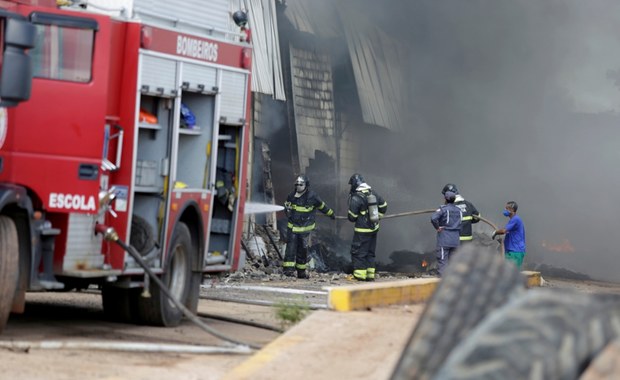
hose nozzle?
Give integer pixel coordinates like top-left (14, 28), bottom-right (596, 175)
top-left (95, 224), bottom-right (119, 242)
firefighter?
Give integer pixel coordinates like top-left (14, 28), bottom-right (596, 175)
top-left (442, 183), bottom-right (480, 243)
top-left (347, 173), bottom-right (388, 281)
top-left (283, 175), bottom-right (335, 279)
top-left (431, 191), bottom-right (462, 276)
top-left (215, 167), bottom-right (235, 212)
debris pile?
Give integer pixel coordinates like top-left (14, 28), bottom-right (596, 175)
top-left (525, 263), bottom-right (591, 281)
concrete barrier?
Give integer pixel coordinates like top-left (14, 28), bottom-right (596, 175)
top-left (325, 278), bottom-right (440, 312)
top-left (326, 271), bottom-right (542, 312)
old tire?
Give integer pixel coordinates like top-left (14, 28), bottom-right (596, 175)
top-left (136, 222), bottom-right (194, 326)
top-left (391, 244), bottom-right (526, 380)
top-left (436, 289), bottom-right (620, 380)
top-left (130, 214), bottom-right (156, 255)
top-left (102, 286), bottom-right (140, 323)
top-left (0, 216), bottom-right (19, 333)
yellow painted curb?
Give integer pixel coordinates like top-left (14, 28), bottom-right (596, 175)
top-left (522, 271), bottom-right (542, 287)
top-left (325, 278), bottom-right (440, 312)
top-left (325, 271), bottom-right (543, 312)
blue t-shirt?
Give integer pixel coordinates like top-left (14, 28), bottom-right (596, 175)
top-left (504, 215), bottom-right (526, 252)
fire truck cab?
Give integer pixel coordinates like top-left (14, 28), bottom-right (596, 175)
top-left (0, 0), bottom-right (252, 332)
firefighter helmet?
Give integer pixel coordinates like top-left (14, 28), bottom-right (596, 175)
top-left (349, 173), bottom-right (364, 192)
top-left (444, 191), bottom-right (457, 202)
top-left (294, 175), bottom-right (309, 193)
top-left (232, 10), bottom-right (248, 27)
top-left (442, 183), bottom-right (459, 195)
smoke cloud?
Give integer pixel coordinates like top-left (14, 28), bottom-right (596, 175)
top-left (367, 0), bottom-right (620, 281)
top-left (266, 0), bottom-right (620, 281)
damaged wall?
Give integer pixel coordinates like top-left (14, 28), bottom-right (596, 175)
top-left (289, 46), bottom-right (337, 174)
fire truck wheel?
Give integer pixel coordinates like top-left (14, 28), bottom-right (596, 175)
top-left (0, 216), bottom-right (19, 333)
top-left (130, 214), bottom-right (156, 255)
top-left (136, 222), bottom-right (194, 327)
top-left (435, 289), bottom-right (620, 380)
top-left (391, 244), bottom-right (526, 380)
top-left (102, 285), bottom-right (140, 323)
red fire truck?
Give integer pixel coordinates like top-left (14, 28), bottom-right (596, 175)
top-left (0, 0), bottom-right (253, 332)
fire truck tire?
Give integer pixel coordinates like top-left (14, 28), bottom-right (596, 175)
top-left (391, 244), bottom-right (526, 380)
top-left (136, 222), bottom-right (193, 327)
top-left (0, 216), bottom-right (19, 333)
top-left (130, 214), bottom-right (156, 255)
top-left (102, 286), bottom-right (140, 323)
top-left (435, 289), bottom-right (620, 380)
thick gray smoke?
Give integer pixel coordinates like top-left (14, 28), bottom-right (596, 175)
top-left (267, 0), bottom-right (620, 281)
top-left (368, 0), bottom-right (620, 281)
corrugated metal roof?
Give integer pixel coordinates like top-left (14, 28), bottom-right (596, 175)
top-left (244, 0), bottom-right (286, 100)
top-left (283, 0), bottom-right (340, 38)
top-left (337, 4), bottom-right (408, 132)
top-left (284, 0), bottom-right (408, 132)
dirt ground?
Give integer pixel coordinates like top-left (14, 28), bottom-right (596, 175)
top-left (2, 276), bottom-right (620, 380)
top-left (0, 292), bottom-right (279, 380)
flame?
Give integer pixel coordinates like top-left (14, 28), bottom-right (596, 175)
top-left (541, 239), bottom-right (575, 253)
top-left (421, 260), bottom-right (428, 268)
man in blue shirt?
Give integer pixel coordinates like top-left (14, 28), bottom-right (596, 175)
top-left (493, 201), bottom-right (526, 269)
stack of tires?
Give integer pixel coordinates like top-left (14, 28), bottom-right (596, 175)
top-left (391, 244), bottom-right (620, 380)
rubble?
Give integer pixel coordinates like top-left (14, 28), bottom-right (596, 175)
top-left (231, 223), bottom-right (442, 284)
top-left (525, 263), bottom-right (591, 281)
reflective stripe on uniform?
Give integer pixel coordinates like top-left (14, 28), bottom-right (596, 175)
top-left (367, 268), bottom-right (375, 279)
top-left (287, 222), bottom-right (316, 233)
top-left (348, 210), bottom-right (358, 218)
top-left (290, 204), bottom-right (314, 212)
top-left (460, 235), bottom-right (473, 241)
top-left (326, 209), bottom-right (334, 216)
top-left (354, 225), bottom-right (379, 233)
top-left (283, 261), bottom-right (295, 267)
top-left (462, 216), bottom-right (473, 221)
top-left (353, 269), bottom-right (367, 280)
top-left (379, 202), bottom-right (387, 208)
top-left (317, 202), bottom-right (326, 210)
top-left (296, 263), bottom-right (307, 270)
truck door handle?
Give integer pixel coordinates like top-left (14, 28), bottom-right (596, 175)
top-left (102, 124), bottom-right (124, 172)
top-left (78, 163), bottom-right (98, 180)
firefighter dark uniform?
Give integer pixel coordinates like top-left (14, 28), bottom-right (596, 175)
top-left (215, 168), bottom-right (235, 212)
top-left (283, 175), bottom-right (334, 278)
top-left (442, 184), bottom-right (480, 243)
top-left (431, 191), bottom-right (462, 276)
top-left (347, 173), bottom-right (387, 281)
top-left (454, 194), bottom-right (480, 242)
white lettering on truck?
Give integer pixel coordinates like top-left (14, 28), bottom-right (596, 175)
top-left (49, 193), bottom-right (96, 211)
top-left (176, 35), bottom-right (218, 62)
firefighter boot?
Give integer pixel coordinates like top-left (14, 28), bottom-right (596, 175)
top-left (283, 268), bottom-right (295, 277)
top-left (297, 269), bottom-right (308, 279)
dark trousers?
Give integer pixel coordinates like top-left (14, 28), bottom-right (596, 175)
top-left (350, 232), bottom-right (378, 272)
top-left (436, 246), bottom-right (458, 276)
top-left (284, 230), bottom-right (310, 269)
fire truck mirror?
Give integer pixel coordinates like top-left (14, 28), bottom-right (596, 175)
top-left (0, 15), bottom-right (36, 107)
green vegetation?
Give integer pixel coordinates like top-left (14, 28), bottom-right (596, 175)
top-left (274, 297), bottom-right (310, 329)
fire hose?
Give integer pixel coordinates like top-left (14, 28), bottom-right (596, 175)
top-left (333, 208), bottom-right (498, 229)
top-left (95, 224), bottom-right (262, 351)
top-left (332, 208), bottom-right (504, 252)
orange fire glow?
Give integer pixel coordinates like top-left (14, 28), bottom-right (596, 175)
top-left (541, 239), bottom-right (575, 253)
top-left (421, 260), bottom-right (428, 268)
